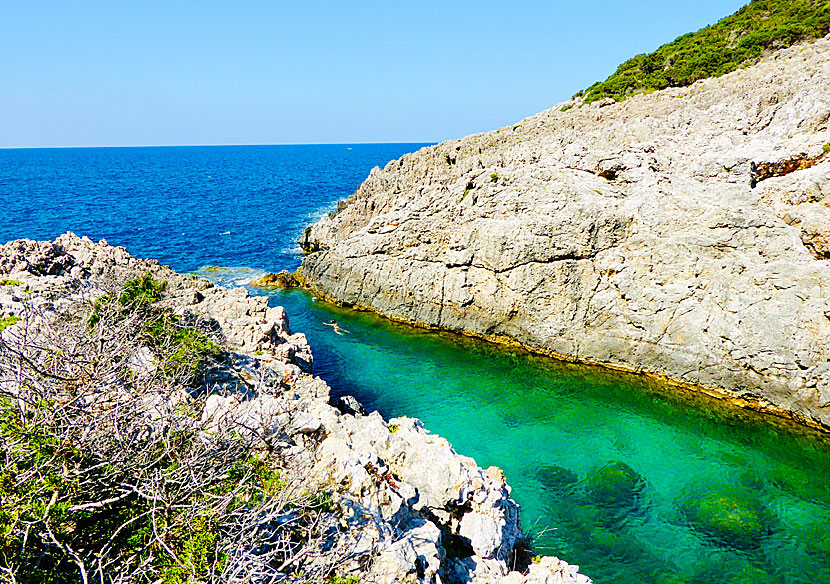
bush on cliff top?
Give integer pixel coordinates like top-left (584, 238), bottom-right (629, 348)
top-left (579, 0), bottom-right (830, 103)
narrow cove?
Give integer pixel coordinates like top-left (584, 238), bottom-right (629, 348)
top-left (243, 284), bottom-right (830, 584)
top-left (6, 144), bottom-right (830, 583)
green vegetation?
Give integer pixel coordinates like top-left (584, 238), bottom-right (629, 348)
top-left (0, 316), bottom-right (20, 332)
top-left (579, 0), bottom-right (830, 103)
top-left (118, 271), bottom-right (168, 306)
top-left (0, 398), bottom-right (286, 583)
top-left (490, 173), bottom-right (499, 182)
top-left (90, 273), bottom-right (222, 378)
top-left (0, 280), bottom-right (21, 287)
top-left (143, 312), bottom-right (223, 375)
top-left (560, 104), bottom-right (574, 112)
top-left (0, 273), bottom-right (345, 582)
top-left (327, 576), bottom-right (360, 584)
top-left (823, 143), bottom-right (830, 153)
top-left (89, 271), bottom-right (166, 326)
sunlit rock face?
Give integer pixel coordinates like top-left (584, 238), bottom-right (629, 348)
top-left (0, 233), bottom-right (591, 584)
top-left (299, 36), bottom-right (830, 429)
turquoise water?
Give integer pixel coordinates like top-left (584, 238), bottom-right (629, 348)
top-left (237, 288), bottom-right (830, 584)
top-left (5, 145), bottom-right (830, 583)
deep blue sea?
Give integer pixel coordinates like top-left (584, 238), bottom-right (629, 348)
top-left (4, 145), bottom-right (830, 584)
top-left (0, 144), bottom-right (419, 270)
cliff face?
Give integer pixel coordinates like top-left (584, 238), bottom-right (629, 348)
top-left (0, 234), bottom-right (589, 584)
top-left (298, 37), bottom-right (830, 429)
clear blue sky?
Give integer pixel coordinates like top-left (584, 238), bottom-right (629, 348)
top-left (1, 1), bottom-right (748, 147)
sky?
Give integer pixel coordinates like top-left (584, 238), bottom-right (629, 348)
top-left (1, 1), bottom-right (749, 148)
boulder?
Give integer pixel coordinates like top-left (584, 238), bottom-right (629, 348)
top-left (585, 462), bottom-right (644, 512)
top-left (681, 487), bottom-right (776, 550)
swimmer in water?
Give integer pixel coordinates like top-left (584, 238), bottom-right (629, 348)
top-left (323, 320), bottom-right (348, 334)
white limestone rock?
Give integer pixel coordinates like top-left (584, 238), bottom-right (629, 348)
top-left (0, 234), bottom-right (591, 583)
top-left (299, 36), bottom-right (830, 429)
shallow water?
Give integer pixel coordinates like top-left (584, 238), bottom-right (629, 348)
top-left (243, 288), bottom-right (830, 584)
top-left (5, 145), bottom-right (830, 583)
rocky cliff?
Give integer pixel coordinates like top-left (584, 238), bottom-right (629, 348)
top-left (298, 36), bottom-right (830, 430)
top-left (0, 233), bottom-right (589, 584)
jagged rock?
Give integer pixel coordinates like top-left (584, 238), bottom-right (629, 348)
top-left (0, 233), bottom-right (591, 584)
top-left (333, 394), bottom-right (369, 416)
top-left (297, 36), bottom-right (830, 430)
top-left (499, 557), bottom-right (592, 584)
top-left (370, 521), bottom-right (444, 584)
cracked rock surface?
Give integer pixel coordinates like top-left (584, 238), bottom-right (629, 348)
top-left (298, 36), bottom-right (830, 430)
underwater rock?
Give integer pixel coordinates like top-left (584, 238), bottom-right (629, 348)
top-left (585, 461), bottom-right (645, 511)
top-left (537, 464), bottom-right (579, 497)
top-left (679, 550), bottom-right (776, 584)
top-left (802, 519), bottom-right (830, 558)
top-left (682, 487), bottom-right (776, 550)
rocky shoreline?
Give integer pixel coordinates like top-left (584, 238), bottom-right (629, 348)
top-left (0, 233), bottom-right (590, 584)
top-left (296, 36), bottom-right (830, 432)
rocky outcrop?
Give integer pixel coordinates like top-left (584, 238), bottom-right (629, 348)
top-left (251, 270), bottom-right (302, 289)
top-left (297, 36), bottom-right (830, 431)
top-left (0, 233), bottom-right (590, 584)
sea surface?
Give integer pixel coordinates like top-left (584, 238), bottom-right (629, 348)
top-left (3, 145), bottom-right (830, 583)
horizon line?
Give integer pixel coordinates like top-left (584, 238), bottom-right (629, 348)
top-left (0, 140), bottom-right (439, 150)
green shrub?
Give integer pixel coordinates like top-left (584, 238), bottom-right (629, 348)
top-left (89, 271), bottom-right (166, 326)
top-left (119, 272), bottom-right (167, 306)
top-left (0, 316), bottom-right (20, 332)
top-left (89, 273), bottom-right (223, 378)
top-left (328, 577), bottom-right (360, 584)
top-left (143, 312), bottom-right (223, 375)
top-left (580, 0), bottom-right (830, 103)
top-left (0, 279), bottom-right (22, 287)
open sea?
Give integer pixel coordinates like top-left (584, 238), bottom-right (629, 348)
top-left (3, 144), bottom-right (830, 583)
